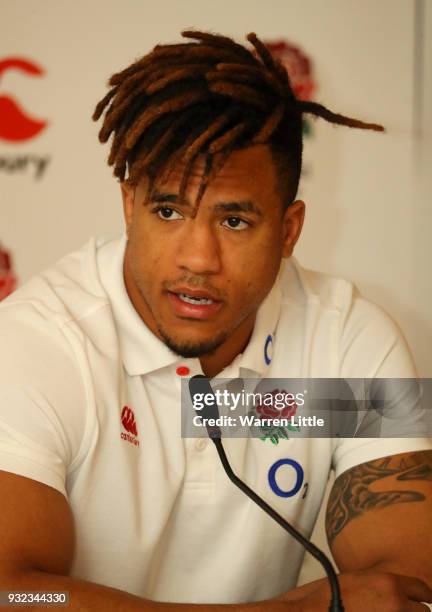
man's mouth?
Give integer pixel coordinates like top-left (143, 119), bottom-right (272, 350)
top-left (166, 289), bottom-right (223, 319)
top-left (177, 293), bottom-right (215, 305)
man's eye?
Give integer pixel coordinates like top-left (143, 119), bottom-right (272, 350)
top-left (222, 217), bottom-right (249, 230)
top-left (153, 207), bottom-right (183, 221)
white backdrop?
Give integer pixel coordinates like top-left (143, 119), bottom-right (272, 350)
top-left (1, 0), bottom-right (430, 374)
top-left (0, 0), bottom-right (431, 586)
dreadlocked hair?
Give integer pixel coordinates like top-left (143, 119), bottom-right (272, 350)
top-left (93, 29), bottom-right (384, 208)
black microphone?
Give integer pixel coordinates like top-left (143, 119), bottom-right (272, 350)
top-left (189, 373), bottom-right (222, 439)
top-left (188, 374), bottom-right (344, 612)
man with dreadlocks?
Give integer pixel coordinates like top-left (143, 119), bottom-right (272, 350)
top-left (0, 30), bottom-right (431, 611)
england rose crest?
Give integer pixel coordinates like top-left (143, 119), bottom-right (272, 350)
top-left (263, 40), bottom-right (316, 136)
top-left (254, 388), bottom-right (300, 445)
top-left (0, 243), bottom-right (17, 301)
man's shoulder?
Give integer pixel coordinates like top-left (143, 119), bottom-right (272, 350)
top-left (282, 257), bottom-right (391, 323)
top-left (279, 257), bottom-right (405, 358)
top-left (279, 258), bottom-right (414, 377)
top-left (0, 234), bottom-right (120, 333)
top-left (281, 256), bottom-right (356, 312)
top-left (0, 234), bottom-right (125, 377)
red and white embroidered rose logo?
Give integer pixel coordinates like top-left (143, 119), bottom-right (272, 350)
top-left (256, 389), bottom-right (298, 422)
top-left (254, 389), bottom-right (300, 445)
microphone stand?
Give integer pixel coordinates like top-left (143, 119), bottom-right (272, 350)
top-left (189, 375), bottom-right (344, 612)
top-left (211, 436), bottom-right (344, 612)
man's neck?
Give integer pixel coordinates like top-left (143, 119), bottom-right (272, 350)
top-left (198, 313), bottom-right (255, 378)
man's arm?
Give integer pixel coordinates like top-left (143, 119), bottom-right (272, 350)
top-left (2, 468), bottom-right (431, 612)
top-left (272, 449), bottom-right (432, 610)
top-left (0, 470), bottom-right (292, 611)
top-left (326, 450), bottom-right (432, 586)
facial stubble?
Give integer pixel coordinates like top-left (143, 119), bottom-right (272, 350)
top-left (157, 324), bottom-right (231, 358)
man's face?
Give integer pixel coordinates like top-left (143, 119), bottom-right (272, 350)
top-left (122, 144), bottom-right (304, 366)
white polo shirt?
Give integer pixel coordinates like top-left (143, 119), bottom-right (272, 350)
top-left (0, 234), bottom-right (430, 604)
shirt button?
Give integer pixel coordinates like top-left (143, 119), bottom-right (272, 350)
top-left (176, 365), bottom-right (190, 376)
top-left (195, 438), bottom-right (208, 451)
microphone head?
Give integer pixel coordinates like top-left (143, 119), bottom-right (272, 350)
top-left (188, 374), bottom-right (222, 439)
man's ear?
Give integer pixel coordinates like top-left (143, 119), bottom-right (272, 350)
top-left (282, 200), bottom-right (305, 258)
top-left (121, 181), bottom-right (135, 236)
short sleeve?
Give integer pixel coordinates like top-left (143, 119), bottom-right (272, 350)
top-left (333, 289), bottom-right (432, 478)
top-left (0, 301), bottom-right (88, 496)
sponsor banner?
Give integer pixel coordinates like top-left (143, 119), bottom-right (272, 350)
top-left (0, 57), bottom-right (50, 181)
top-left (0, 57), bottom-right (48, 143)
top-left (182, 378), bottom-right (432, 440)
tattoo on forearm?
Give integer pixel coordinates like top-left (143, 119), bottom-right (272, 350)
top-left (326, 451), bottom-right (432, 545)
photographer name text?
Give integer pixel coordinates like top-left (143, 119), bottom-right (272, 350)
top-left (193, 414), bottom-right (324, 428)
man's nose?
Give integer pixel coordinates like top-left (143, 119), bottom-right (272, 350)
top-left (175, 220), bottom-right (221, 275)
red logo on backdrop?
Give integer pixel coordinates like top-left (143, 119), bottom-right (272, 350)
top-left (263, 40), bottom-right (316, 136)
top-left (0, 244), bottom-right (17, 301)
top-left (264, 41), bottom-right (315, 101)
top-left (0, 57), bottom-right (48, 142)
top-left (121, 405), bottom-right (138, 436)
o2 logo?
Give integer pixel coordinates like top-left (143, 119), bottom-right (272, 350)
top-left (264, 334), bottom-right (273, 365)
top-left (268, 458), bottom-right (308, 499)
